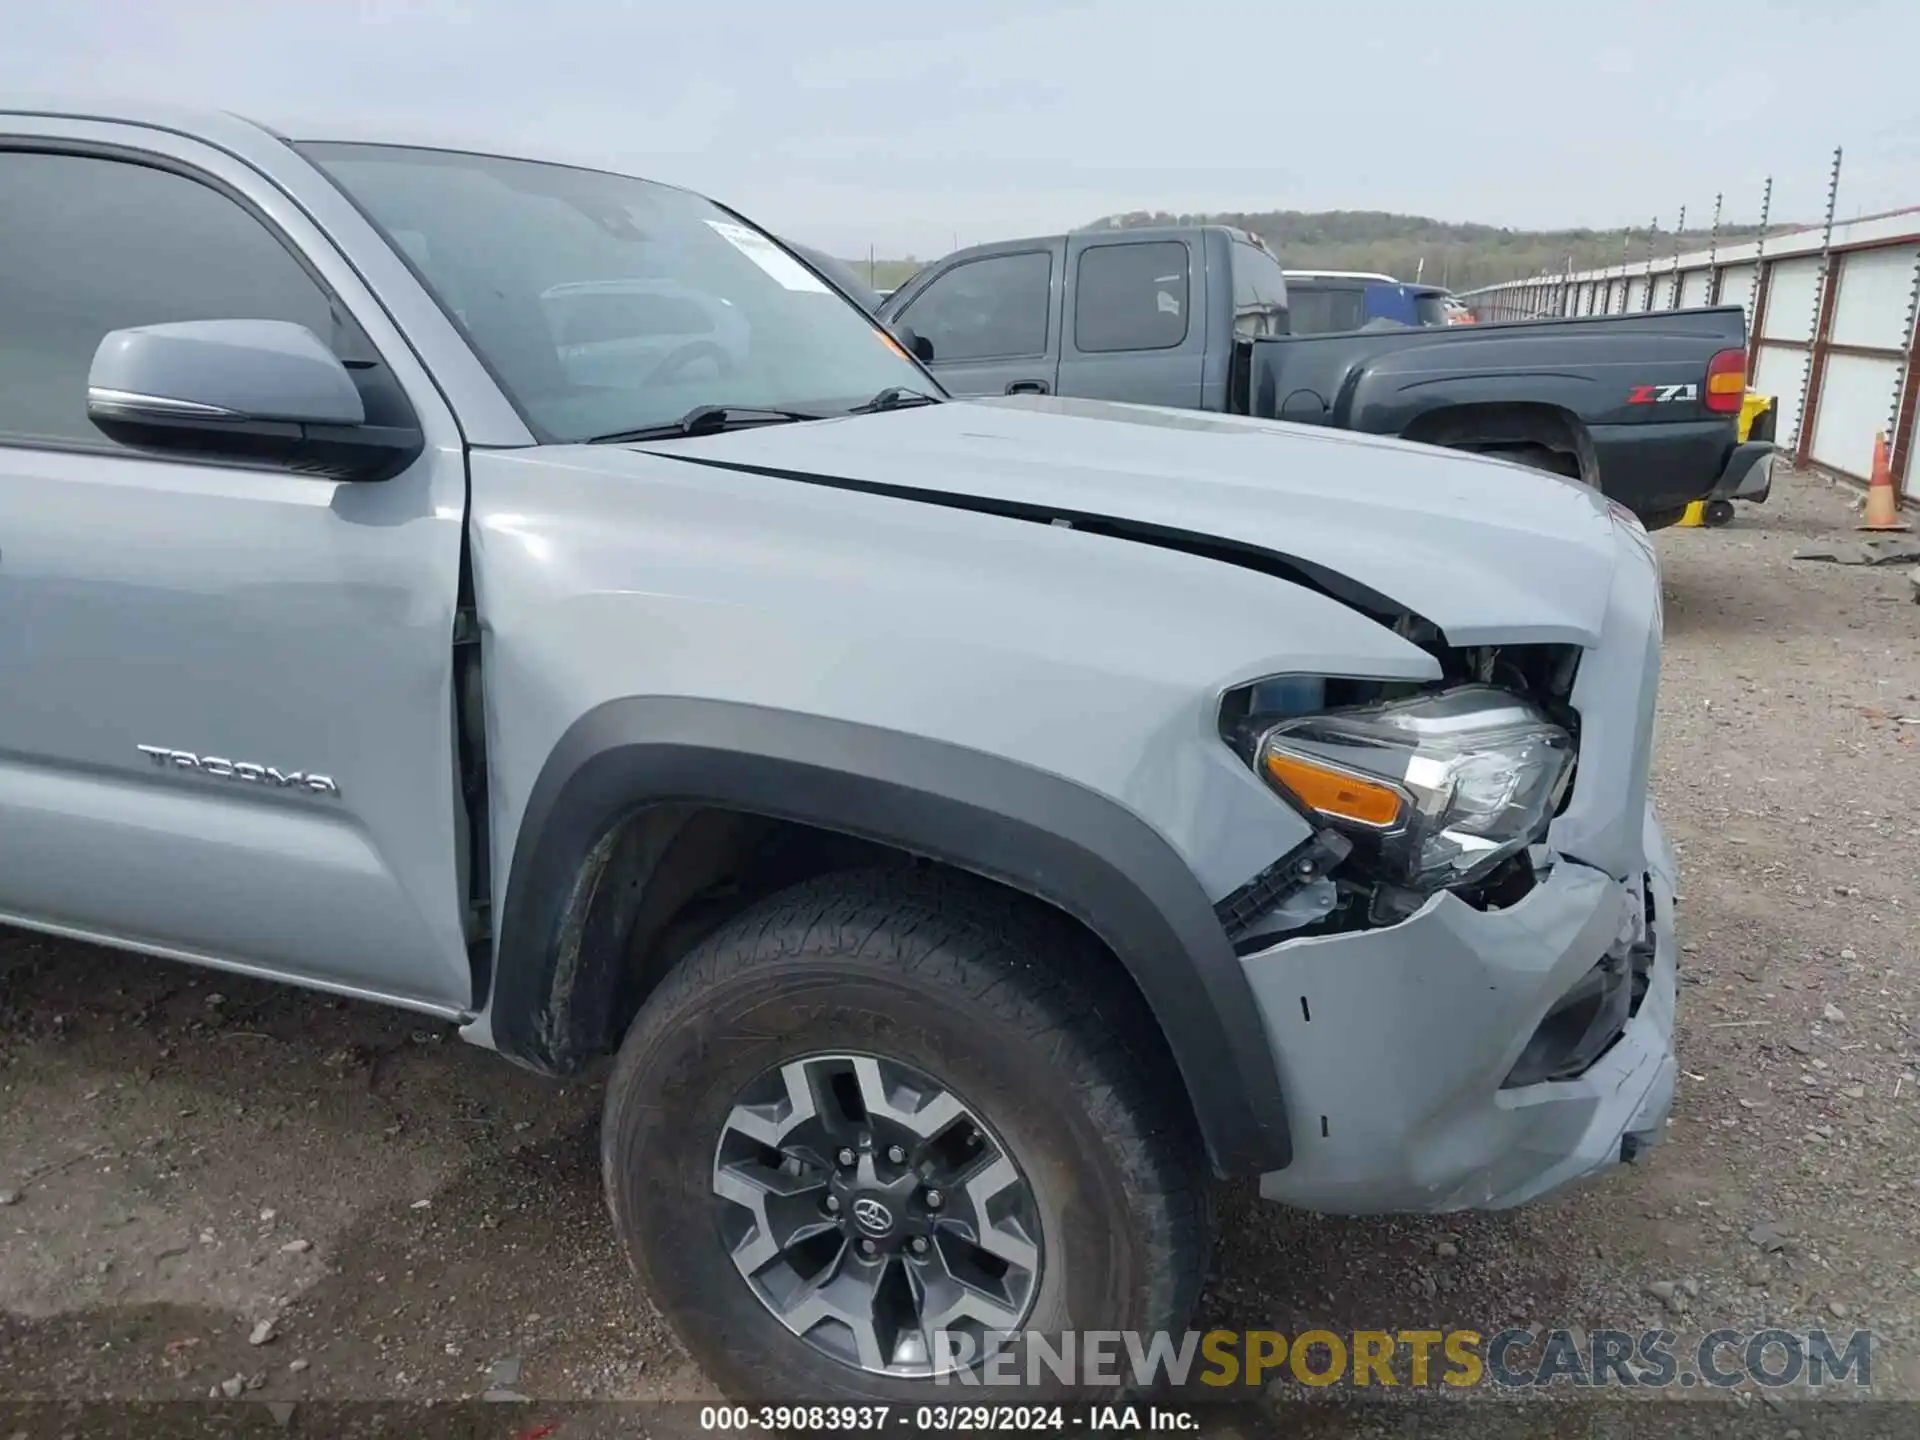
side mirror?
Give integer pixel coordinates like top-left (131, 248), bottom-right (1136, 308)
top-left (888, 320), bottom-right (935, 364)
top-left (87, 320), bottom-right (422, 481)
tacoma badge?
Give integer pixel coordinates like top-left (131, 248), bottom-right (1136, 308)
top-left (136, 745), bottom-right (341, 797)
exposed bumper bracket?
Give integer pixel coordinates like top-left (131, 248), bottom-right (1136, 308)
top-left (1214, 828), bottom-right (1352, 944)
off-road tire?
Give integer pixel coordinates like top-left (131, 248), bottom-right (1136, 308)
top-left (601, 866), bottom-right (1214, 1402)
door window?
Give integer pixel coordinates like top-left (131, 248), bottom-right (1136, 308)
top-left (0, 151), bottom-right (344, 449)
top-left (1073, 241), bottom-right (1190, 353)
top-left (898, 251), bottom-right (1053, 362)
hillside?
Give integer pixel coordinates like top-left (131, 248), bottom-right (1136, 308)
top-left (847, 209), bottom-right (1777, 294)
top-left (1083, 209), bottom-right (1775, 291)
top-left (855, 256), bottom-right (934, 290)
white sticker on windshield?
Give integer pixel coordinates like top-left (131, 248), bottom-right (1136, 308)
top-left (705, 220), bottom-right (831, 293)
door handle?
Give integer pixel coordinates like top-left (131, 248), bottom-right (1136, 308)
top-left (1006, 380), bottom-right (1050, 395)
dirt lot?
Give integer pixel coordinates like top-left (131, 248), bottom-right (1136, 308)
top-left (3, 471), bottom-right (1918, 1431)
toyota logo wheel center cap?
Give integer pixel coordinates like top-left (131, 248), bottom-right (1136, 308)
top-left (850, 1196), bottom-right (894, 1235)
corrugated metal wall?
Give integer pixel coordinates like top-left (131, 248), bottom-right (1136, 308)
top-left (1460, 207), bottom-right (1920, 501)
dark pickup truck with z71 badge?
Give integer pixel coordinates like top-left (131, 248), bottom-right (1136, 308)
top-left (878, 224), bottom-right (1774, 529)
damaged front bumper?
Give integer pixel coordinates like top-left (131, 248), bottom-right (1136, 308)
top-left (1247, 809), bottom-right (1678, 1214)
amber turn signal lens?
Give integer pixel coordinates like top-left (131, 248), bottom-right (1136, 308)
top-left (1704, 347), bottom-right (1746, 414)
top-left (1263, 750), bottom-right (1405, 829)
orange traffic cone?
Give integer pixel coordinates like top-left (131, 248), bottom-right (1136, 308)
top-left (1861, 431), bottom-right (1911, 531)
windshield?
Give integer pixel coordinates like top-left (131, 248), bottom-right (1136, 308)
top-left (300, 143), bottom-right (929, 442)
top-left (784, 239), bottom-right (885, 315)
top-left (1413, 292), bottom-right (1450, 327)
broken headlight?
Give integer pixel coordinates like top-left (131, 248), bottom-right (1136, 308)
top-left (1253, 684), bottom-right (1573, 891)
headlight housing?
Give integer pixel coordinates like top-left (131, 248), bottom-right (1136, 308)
top-left (1252, 684), bottom-right (1573, 891)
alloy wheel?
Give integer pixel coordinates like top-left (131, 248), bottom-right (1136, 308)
top-left (711, 1052), bottom-right (1042, 1376)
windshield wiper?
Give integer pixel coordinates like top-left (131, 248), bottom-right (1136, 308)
top-left (846, 386), bottom-right (941, 414)
top-left (587, 404), bottom-right (828, 444)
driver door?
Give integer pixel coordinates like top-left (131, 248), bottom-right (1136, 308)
top-left (0, 120), bottom-right (474, 1011)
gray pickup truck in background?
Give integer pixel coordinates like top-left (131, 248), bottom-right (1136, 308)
top-left (1, 99), bottom-right (1678, 1403)
top-left (878, 225), bottom-right (1771, 529)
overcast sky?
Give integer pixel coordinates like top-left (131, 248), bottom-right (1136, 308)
top-left (6, 0), bottom-right (1915, 258)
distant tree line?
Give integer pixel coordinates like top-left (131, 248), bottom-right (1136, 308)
top-left (1079, 209), bottom-right (1775, 291)
top-left (845, 208), bottom-right (1782, 295)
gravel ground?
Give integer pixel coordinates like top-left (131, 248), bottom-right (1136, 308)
top-left (2, 471), bottom-right (1917, 1434)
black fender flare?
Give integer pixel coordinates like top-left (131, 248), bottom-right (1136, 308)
top-left (489, 697), bottom-right (1292, 1176)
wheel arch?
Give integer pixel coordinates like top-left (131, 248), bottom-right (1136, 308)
top-left (486, 697), bottom-right (1292, 1176)
top-left (1401, 400), bottom-right (1596, 483)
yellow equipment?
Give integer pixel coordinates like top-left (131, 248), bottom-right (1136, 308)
top-left (1677, 391), bottom-right (1774, 527)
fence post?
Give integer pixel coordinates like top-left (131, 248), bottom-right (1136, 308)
top-left (1886, 249), bottom-right (1920, 499)
top-left (1669, 205), bottom-right (1687, 309)
top-left (1642, 217), bottom-right (1658, 311)
top-left (1793, 146), bottom-right (1844, 465)
top-left (1706, 192), bottom-right (1724, 305)
top-left (1746, 176), bottom-right (1774, 375)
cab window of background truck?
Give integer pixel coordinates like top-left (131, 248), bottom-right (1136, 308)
top-left (0, 150), bottom-right (344, 449)
top-left (896, 249), bottom-right (1053, 362)
top-left (1073, 241), bottom-right (1189, 353)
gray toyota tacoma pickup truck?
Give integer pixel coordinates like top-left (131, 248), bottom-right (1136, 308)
top-left (0, 101), bottom-right (1679, 1403)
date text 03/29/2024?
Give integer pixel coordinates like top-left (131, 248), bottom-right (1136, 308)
top-left (698, 1406), bottom-right (1198, 1432)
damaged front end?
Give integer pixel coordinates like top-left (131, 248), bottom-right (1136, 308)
top-left (1215, 533), bottom-right (1678, 1211)
top-left (1214, 635), bottom-right (1585, 951)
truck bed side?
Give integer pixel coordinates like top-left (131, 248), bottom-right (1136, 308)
top-left (1244, 307), bottom-right (1750, 521)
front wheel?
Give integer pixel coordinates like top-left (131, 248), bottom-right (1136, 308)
top-left (601, 868), bottom-right (1213, 1402)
